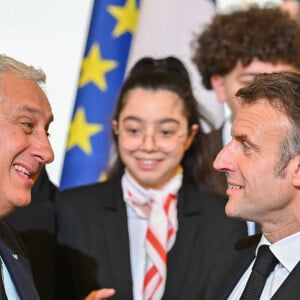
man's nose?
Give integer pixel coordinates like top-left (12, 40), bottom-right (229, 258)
top-left (213, 143), bottom-right (233, 173)
top-left (32, 134), bottom-right (55, 164)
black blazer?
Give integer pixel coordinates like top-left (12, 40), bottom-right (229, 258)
top-left (214, 234), bottom-right (300, 300)
top-left (0, 220), bottom-right (40, 300)
top-left (55, 174), bottom-right (247, 300)
top-left (5, 168), bottom-right (57, 300)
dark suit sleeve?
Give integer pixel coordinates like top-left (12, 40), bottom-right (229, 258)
top-left (54, 185), bottom-right (101, 300)
top-left (54, 177), bottom-right (133, 300)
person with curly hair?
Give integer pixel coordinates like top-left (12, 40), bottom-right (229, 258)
top-left (192, 6), bottom-right (300, 234)
top-left (193, 6), bottom-right (300, 141)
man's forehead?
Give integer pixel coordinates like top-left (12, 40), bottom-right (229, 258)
top-left (235, 101), bottom-right (289, 133)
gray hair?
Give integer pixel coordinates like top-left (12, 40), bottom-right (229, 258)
top-left (0, 54), bottom-right (46, 84)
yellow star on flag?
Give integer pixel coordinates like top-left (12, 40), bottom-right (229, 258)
top-left (99, 171), bottom-right (108, 182)
top-left (79, 43), bottom-right (117, 91)
top-left (108, 0), bottom-right (139, 37)
top-left (67, 107), bottom-right (103, 154)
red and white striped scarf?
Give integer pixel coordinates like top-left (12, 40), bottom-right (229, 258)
top-left (122, 172), bottom-right (182, 300)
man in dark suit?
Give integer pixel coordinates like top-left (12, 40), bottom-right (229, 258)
top-left (0, 54), bottom-right (54, 299)
top-left (5, 168), bottom-right (57, 300)
top-left (213, 72), bottom-right (300, 299)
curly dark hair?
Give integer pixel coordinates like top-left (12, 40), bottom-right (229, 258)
top-left (192, 6), bottom-right (300, 89)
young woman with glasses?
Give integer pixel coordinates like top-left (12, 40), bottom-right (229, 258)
top-left (55, 57), bottom-right (247, 300)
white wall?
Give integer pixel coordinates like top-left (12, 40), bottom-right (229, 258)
top-left (0, 0), bottom-right (94, 185)
top-left (216, 0), bottom-right (281, 13)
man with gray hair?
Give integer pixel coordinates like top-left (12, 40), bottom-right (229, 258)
top-left (0, 54), bottom-right (54, 299)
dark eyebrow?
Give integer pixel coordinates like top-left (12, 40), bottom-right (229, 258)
top-left (235, 133), bottom-right (259, 150)
top-left (157, 118), bottom-right (180, 125)
top-left (123, 116), bottom-right (180, 126)
top-left (123, 116), bottom-right (143, 123)
top-left (235, 134), bottom-right (248, 141)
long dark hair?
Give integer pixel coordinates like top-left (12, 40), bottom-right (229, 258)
top-left (109, 56), bottom-right (225, 193)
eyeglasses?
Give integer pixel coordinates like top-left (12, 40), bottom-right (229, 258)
top-left (116, 123), bottom-right (188, 151)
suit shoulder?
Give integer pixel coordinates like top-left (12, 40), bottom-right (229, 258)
top-left (0, 220), bottom-right (27, 255)
top-left (59, 177), bottom-right (120, 198)
top-left (56, 177), bottom-right (122, 213)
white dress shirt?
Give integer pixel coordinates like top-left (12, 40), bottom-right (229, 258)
top-left (1, 257), bottom-right (20, 300)
top-left (127, 205), bottom-right (147, 300)
top-left (228, 232), bottom-right (300, 299)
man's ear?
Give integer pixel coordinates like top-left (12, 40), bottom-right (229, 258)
top-left (292, 155), bottom-right (300, 187)
top-left (211, 75), bottom-right (226, 103)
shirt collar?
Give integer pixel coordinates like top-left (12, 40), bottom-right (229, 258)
top-left (258, 232), bottom-right (300, 272)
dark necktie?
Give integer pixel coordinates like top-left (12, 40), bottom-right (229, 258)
top-left (240, 245), bottom-right (278, 300)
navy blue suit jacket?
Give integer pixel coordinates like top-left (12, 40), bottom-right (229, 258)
top-left (4, 168), bottom-right (56, 300)
top-left (0, 220), bottom-right (40, 300)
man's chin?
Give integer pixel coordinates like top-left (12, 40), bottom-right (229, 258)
top-left (14, 192), bottom-right (32, 208)
top-left (225, 201), bottom-right (244, 219)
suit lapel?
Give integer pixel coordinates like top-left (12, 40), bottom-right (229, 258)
top-left (102, 179), bottom-right (133, 298)
top-left (0, 222), bottom-right (39, 300)
top-left (220, 253), bottom-right (254, 299)
top-left (219, 235), bottom-right (260, 299)
top-left (272, 262), bottom-right (300, 300)
top-left (163, 183), bottom-right (202, 298)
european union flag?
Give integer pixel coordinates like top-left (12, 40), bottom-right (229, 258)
top-left (60, 0), bottom-right (140, 190)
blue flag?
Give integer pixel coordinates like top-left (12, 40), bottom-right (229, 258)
top-left (60, 0), bottom-right (140, 190)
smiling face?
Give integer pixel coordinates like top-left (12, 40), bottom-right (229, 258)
top-left (213, 100), bottom-right (300, 235)
top-left (0, 72), bottom-right (54, 216)
top-left (113, 88), bottom-right (197, 189)
top-left (211, 59), bottom-right (298, 119)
